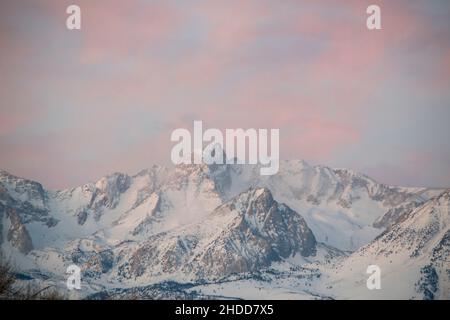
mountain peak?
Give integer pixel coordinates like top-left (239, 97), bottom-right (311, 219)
top-left (221, 187), bottom-right (274, 215)
top-left (94, 172), bottom-right (130, 192)
top-left (223, 186), bottom-right (317, 258)
top-left (118, 185), bottom-right (317, 280)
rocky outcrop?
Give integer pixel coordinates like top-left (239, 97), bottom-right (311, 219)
top-left (6, 208), bottom-right (33, 254)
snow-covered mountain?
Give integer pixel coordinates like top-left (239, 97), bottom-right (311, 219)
top-left (0, 161), bottom-right (448, 300)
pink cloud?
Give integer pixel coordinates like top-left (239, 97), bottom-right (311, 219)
top-left (1, 0), bottom-right (449, 188)
top-left (78, 1), bottom-right (181, 64)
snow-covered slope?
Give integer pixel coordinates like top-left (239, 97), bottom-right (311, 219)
top-left (323, 190), bottom-right (450, 299)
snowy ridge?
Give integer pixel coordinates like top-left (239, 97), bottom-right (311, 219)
top-left (324, 190), bottom-right (450, 299)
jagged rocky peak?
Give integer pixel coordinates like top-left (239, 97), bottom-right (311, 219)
top-left (94, 172), bottom-right (131, 195)
top-left (89, 172), bottom-right (131, 210)
top-left (0, 170), bottom-right (48, 209)
top-left (216, 187), bottom-right (280, 221)
top-left (231, 187), bottom-right (275, 211)
top-left (0, 171), bottom-right (54, 231)
top-left (66, 172), bottom-right (134, 223)
top-left (223, 187), bottom-right (317, 257)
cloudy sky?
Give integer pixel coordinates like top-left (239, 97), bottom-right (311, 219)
top-left (1, 0), bottom-right (449, 189)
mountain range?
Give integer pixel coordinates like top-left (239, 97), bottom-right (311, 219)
top-left (0, 159), bottom-right (448, 299)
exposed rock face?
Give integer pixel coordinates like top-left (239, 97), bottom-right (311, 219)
top-left (214, 187), bottom-right (317, 258)
top-left (76, 209), bottom-right (88, 226)
top-left (6, 208), bottom-right (33, 254)
top-left (0, 174), bottom-right (56, 227)
top-left (0, 170), bottom-right (48, 209)
top-left (89, 173), bottom-right (131, 220)
top-left (117, 188), bottom-right (316, 280)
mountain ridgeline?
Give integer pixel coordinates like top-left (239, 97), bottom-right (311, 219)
top-left (0, 160), bottom-right (448, 299)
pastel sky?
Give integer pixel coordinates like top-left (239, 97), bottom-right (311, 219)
top-left (1, 0), bottom-right (449, 189)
